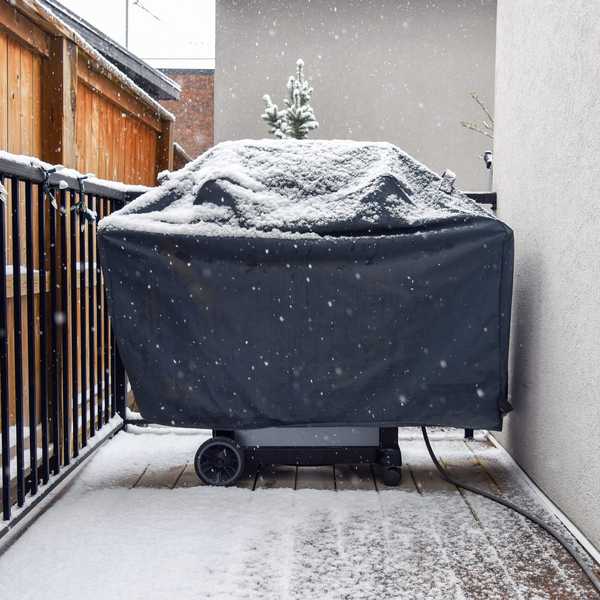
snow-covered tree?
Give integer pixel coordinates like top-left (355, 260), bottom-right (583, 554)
top-left (262, 94), bottom-right (286, 139)
top-left (261, 59), bottom-right (319, 140)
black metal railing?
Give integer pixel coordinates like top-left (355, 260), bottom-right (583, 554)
top-left (0, 154), bottom-right (142, 524)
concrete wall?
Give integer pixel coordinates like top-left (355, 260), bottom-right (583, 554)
top-left (216, 0), bottom-right (496, 190)
top-left (494, 1), bottom-right (600, 550)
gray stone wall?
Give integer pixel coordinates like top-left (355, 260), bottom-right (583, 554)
top-left (216, 0), bottom-right (496, 190)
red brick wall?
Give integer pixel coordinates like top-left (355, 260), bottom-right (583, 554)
top-left (160, 69), bottom-right (214, 160)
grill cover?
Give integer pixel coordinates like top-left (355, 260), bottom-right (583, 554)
top-left (98, 140), bottom-right (513, 430)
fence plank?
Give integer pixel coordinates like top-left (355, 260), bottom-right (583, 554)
top-left (89, 90), bottom-right (99, 178)
top-left (31, 54), bottom-right (41, 157)
top-left (0, 32), bottom-right (7, 150)
top-left (19, 45), bottom-right (32, 156)
top-left (0, 2), bottom-right (50, 58)
top-left (7, 38), bottom-right (21, 154)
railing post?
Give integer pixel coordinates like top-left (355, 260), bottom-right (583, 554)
top-left (41, 36), bottom-right (78, 168)
top-left (114, 344), bottom-right (127, 422)
top-left (155, 118), bottom-right (174, 179)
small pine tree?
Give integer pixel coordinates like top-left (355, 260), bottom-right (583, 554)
top-left (262, 94), bottom-right (286, 139)
top-left (261, 59), bottom-right (319, 140)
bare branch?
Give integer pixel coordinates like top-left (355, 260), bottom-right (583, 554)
top-left (469, 92), bottom-right (494, 125)
top-left (460, 121), bottom-right (494, 140)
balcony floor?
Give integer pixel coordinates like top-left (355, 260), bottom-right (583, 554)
top-left (0, 427), bottom-right (597, 599)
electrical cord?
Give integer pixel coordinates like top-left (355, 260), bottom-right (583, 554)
top-left (421, 426), bottom-right (600, 596)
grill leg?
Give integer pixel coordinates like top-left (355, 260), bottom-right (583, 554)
top-left (378, 427), bottom-right (402, 486)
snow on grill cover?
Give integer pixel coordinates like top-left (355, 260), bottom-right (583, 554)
top-left (98, 140), bottom-right (514, 430)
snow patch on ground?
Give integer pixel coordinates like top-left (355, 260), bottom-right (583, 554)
top-left (0, 428), bottom-right (593, 600)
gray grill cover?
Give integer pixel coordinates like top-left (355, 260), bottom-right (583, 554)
top-left (99, 140), bottom-right (513, 430)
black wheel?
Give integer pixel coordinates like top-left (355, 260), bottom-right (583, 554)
top-left (383, 466), bottom-right (401, 487)
top-left (377, 447), bottom-right (402, 468)
top-left (194, 437), bottom-right (245, 486)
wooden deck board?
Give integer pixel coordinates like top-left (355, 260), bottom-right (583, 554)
top-left (254, 464), bottom-right (297, 489)
top-left (464, 439), bottom-right (599, 599)
top-left (3, 429), bottom-right (597, 600)
top-left (334, 464), bottom-right (376, 491)
top-left (174, 463), bottom-right (203, 488)
top-left (235, 469), bottom-right (258, 489)
top-left (430, 438), bottom-right (592, 599)
top-left (109, 434), bottom-right (597, 599)
top-left (375, 464), bottom-right (470, 596)
top-left (295, 465), bottom-right (335, 490)
top-left (408, 438), bottom-right (520, 599)
top-left (134, 463), bottom-right (185, 489)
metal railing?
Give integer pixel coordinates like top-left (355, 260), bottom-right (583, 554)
top-left (0, 154), bottom-right (142, 524)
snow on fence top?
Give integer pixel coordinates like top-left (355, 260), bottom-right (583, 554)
top-left (99, 139), bottom-right (495, 238)
top-left (0, 150), bottom-right (149, 195)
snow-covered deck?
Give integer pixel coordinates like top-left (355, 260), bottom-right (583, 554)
top-left (0, 427), bottom-right (596, 599)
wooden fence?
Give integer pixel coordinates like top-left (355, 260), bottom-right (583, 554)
top-left (0, 0), bottom-right (173, 184)
top-left (0, 0), bottom-right (173, 525)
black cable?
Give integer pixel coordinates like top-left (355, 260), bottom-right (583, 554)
top-left (421, 426), bottom-right (600, 596)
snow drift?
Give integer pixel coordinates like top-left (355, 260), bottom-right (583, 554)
top-left (98, 139), bottom-right (513, 430)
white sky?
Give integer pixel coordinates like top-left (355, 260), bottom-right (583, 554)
top-left (59, 0), bottom-right (215, 69)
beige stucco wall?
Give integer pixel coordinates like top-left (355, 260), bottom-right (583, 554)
top-left (216, 0), bottom-right (496, 190)
top-left (494, 0), bottom-right (600, 550)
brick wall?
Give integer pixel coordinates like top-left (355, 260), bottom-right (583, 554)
top-left (160, 69), bottom-right (214, 160)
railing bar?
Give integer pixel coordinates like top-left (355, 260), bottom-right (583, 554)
top-left (70, 191), bottom-right (79, 458)
top-left (102, 198), bottom-right (110, 424)
top-left (25, 180), bottom-right (38, 496)
top-left (95, 196), bottom-right (103, 429)
top-left (38, 183), bottom-right (50, 483)
top-left (110, 334), bottom-right (116, 418)
top-left (60, 189), bottom-right (70, 467)
top-left (108, 199), bottom-right (116, 418)
top-left (79, 194), bottom-right (87, 447)
top-left (88, 195), bottom-right (96, 437)
top-left (49, 187), bottom-right (60, 475)
top-left (114, 345), bottom-right (127, 419)
top-left (0, 176), bottom-right (11, 520)
top-left (11, 176), bottom-right (26, 506)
